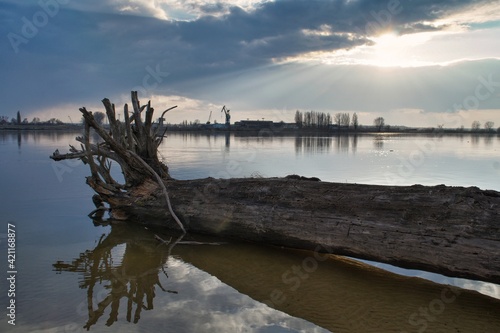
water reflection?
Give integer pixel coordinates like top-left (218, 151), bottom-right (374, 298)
top-left (53, 224), bottom-right (180, 329)
top-left (471, 134), bottom-right (481, 146)
top-left (177, 242), bottom-right (500, 333)
top-left (53, 223), bottom-right (500, 333)
top-left (293, 135), bottom-right (360, 154)
top-left (335, 135), bottom-right (350, 153)
top-left (373, 135), bottom-right (384, 149)
top-left (51, 223), bottom-right (330, 332)
top-left (0, 129), bottom-right (84, 146)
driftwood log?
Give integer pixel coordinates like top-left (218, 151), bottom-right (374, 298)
top-left (50, 92), bottom-right (500, 285)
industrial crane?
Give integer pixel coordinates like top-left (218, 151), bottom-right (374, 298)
top-left (221, 105), bottom-right (230, 126)
top-left (206, 110), bottom-right (212, 124)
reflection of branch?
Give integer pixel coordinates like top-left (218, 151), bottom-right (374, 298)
top-left (155, 233), bottom-right (185, 259)
top-left (155, 234), bottom-right (224, 247)
top-left (53, 225), bottom-right (179, 330)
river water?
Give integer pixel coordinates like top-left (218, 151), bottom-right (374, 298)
top-left (1, 130), bottom-right (500, 333)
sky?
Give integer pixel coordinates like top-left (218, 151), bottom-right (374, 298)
top-left (1, 0), bottom-right (500, 128)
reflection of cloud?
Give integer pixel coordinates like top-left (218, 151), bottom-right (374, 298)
top-left (458, 280), bottom-right (500, 299)
top-left (152, 258), bottom-right (330, 332)
top-left (357, 258), bottom-right (500, 300)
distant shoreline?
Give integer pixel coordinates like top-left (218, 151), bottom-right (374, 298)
top-left (0, 124), bottom-right (83, 131)
top-left (1, 123), bottom-right (498, 136)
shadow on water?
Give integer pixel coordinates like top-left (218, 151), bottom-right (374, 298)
top-left (53, 222), bottom-right (500, 333)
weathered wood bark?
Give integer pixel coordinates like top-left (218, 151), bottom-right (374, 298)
top-left (50, 92), bottom-right (500, 285)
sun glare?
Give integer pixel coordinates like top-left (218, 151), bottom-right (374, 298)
top-left (366, 32), bottom-right (432, 67)
top-left (300, 31), bottom-right (441, 67)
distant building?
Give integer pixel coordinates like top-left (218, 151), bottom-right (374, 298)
top-left (234, 120), bottom-right (274, 130)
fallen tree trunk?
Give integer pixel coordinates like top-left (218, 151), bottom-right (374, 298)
top-left (97, 177), bottom-right (500, 284)
top-left (50, 92), bottom-right (500, 285)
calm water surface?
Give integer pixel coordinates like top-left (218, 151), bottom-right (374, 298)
top-left (1, 131), bottom-right (500, 333)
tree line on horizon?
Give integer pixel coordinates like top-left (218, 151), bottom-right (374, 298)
top-left (294, 110), bottom-right (360, 129)
top-left (294, 110), bottom-right (499, 133)
top-left (2, 109), bottom-right (499, 134)
top-left (0, 111), bottom-right (64, 125)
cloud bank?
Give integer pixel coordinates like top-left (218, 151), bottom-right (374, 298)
top-left (0, 0), bottom-right (499, 126)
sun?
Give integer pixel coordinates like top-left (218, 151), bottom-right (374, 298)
top-left (312, 31), bottom-right (437, 67)
top-left (365, 32), bottom-right (433, 67)
top-left (284, 30), bottom-right (452, 67)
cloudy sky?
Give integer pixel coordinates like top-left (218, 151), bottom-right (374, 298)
top-left (1, 0), bottom-right (500, 127)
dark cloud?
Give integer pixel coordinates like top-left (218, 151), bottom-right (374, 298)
top-left (197, 2), bottom-right (227, 14)
top-left (0, 0), bottom-right (497, 117)
top-left (178, 58), bottom-right (500, 116)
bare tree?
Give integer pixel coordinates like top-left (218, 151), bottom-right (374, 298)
top-left (485, 121), bottom-right (495, 131)
top-left (341, 113), bottom-right (350, 127)
top-left (334, 113), bottom-right (342, 127)
top-left (471, 120), bottom-right (481, 132)
top-left (294, 110), bottom-right (303, 128)
top-left (351, 113), bottom-right (359, 130)
top-left (374, 117), bottom-right (385, 131)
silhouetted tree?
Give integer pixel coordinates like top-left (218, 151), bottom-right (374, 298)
top-left (16, 111), bottom-right (21, 125)
top-left (471, 120), bottom-right (481, 132)
top-left (295, 110), bottom-right (303, 128)
top-left (374, 117), bottom-right (385, 131)
top-left (334, 113), bottom-right (342, 127)
top-left (485, 121), bottom-right (495, 131)
top-left (341, 113), bottom-right (350, 127)
top-left (48, 118), bottom-right (63, 124)
top-left (351, 113), bottom-right (359, 130)
top-left (297, 111), bottom-right (332, 129)
top-left (93, 112), bottom-right (106, 126)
